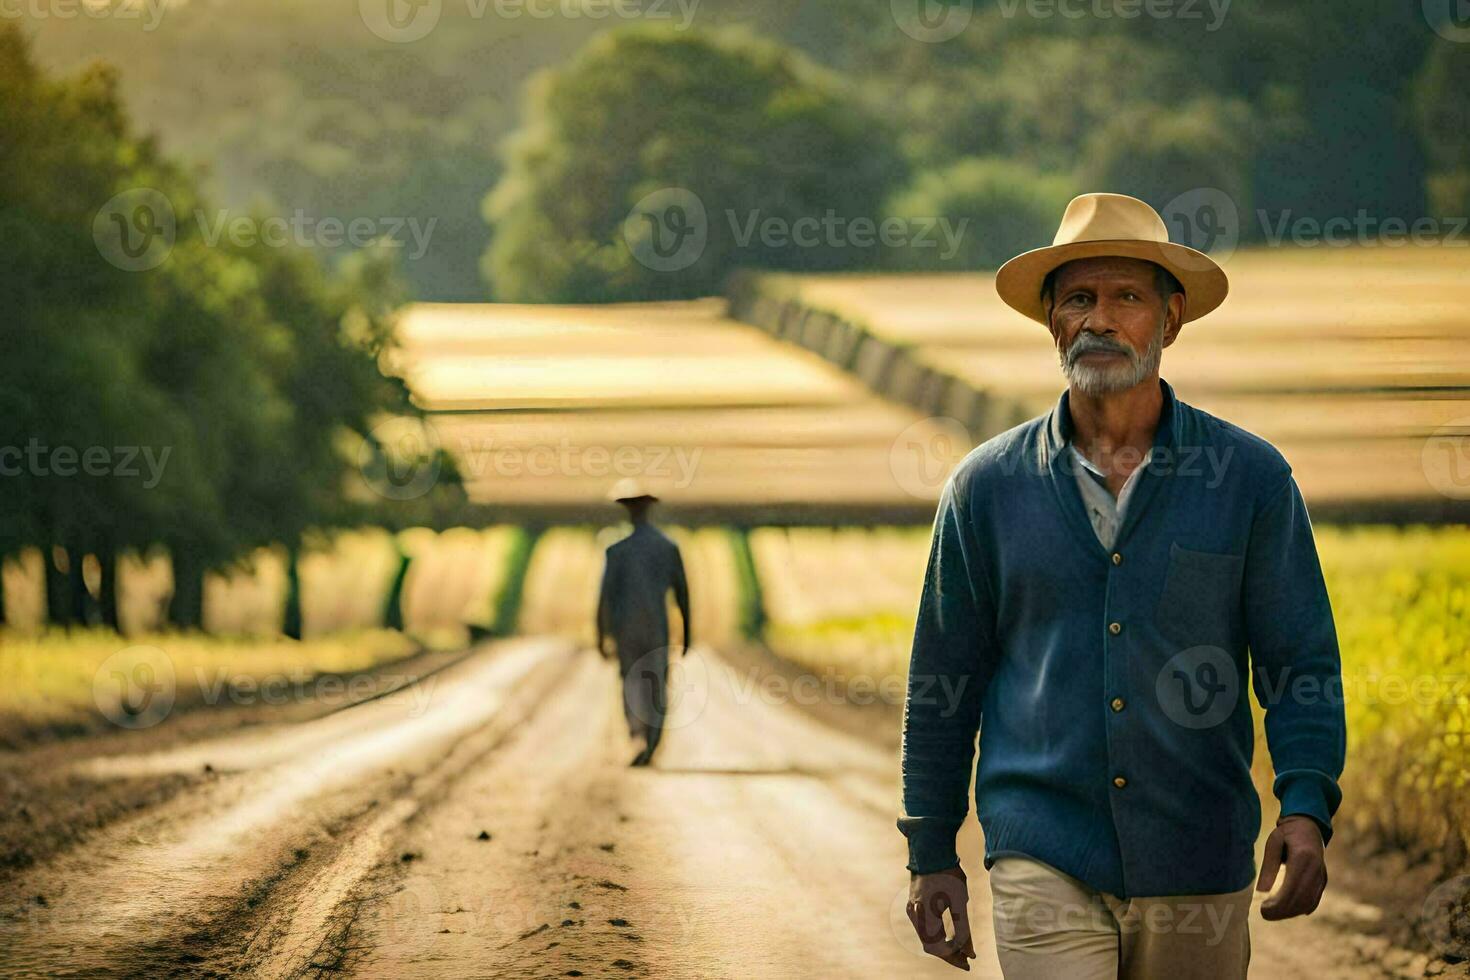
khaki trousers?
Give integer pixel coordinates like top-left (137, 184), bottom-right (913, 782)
top-left (988, 855), bottom-right (1253, 979)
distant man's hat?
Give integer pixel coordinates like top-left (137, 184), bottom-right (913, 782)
top-left (995, 192), bottom-right (1229, 326)
top-left (607, 477), bottom-right (658, 504)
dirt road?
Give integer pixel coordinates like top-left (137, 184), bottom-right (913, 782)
top-left (0, 640), bottom-right (1418, 978)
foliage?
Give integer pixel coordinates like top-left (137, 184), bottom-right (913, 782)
top-left (0, 27), bottom-right (451, 629)
top-left (1413, 40), bottom-right (1470, 219)
top-left (487, 526), bottom-right (541, 638)
top-left (483, 26), bottom-right (906, 302)
top-left (883, 157), bottom-right (1075, 270)
top-left (18, 0), bottom-right (1443, 296)
top-left (1316, 526), bottom-right (1470, 867)
top-left (0, 628), bottom-right (416, 745)
top-left (726, 527), bottom-right (766, 642)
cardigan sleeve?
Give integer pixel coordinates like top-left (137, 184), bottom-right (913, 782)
top-left (1243, 474), bottom-right (1347, 843)
top-left (897, 474), bottom-right (998, 873)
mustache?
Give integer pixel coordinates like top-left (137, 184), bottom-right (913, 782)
top-left (1064, 332), bottom-right (1134, 366)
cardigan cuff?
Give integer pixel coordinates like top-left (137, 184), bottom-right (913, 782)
top-left (898, 816), bottom-right (963, 874)
top-left (1275, 771), bottom-right (1340, 846)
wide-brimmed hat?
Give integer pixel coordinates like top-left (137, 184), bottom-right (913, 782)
top-left (995, 193), bottom-right (1229, 326)
top-left (607, 477), bottom-right (658, 504)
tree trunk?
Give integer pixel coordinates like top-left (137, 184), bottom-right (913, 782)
top-left (98, 541), bottom-right (122, 633)
top-left (67, 545), bottom-right (97, 627)
top-left (168, 544), bottom-right (206, 630)
top-left (44, 545), bottom-right (72, 628)
top-left (383, 550), bottom-right (411, 632)
top-left (282, 544), bottom-right (303, 640)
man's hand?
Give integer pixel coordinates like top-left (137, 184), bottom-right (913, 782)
top-left (906, 865), bottom-right (977, 970)
top-left (1256, 814), bottom-right (1328, 920)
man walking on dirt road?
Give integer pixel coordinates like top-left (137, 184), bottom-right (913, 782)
top-left (597, 477), bottom-right (692, 767)
top-left (898, 193), bottom-right (1347, 977)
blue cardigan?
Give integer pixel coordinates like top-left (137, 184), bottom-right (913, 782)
top-left (897, 378), bottom-right (1346, 898)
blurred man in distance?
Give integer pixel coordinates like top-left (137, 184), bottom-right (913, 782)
top-left (597, 477), bottom-right (692, 767)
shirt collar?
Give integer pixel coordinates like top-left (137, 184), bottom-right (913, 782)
top-left (1045, 376), bottom-right (1179, 470)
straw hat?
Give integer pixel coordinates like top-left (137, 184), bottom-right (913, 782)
top-left (994, 193), bottom-right (1229, 326)
top-left (607, 477), bottom-right (658, 504)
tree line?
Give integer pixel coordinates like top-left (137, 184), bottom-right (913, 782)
top-left (0, 27), bottom-right (460, 634)
top-left (20, 0), bottom-right (1462, 302)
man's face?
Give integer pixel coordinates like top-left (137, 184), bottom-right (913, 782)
top-left (1046, 256), bottom-right (1184, 396)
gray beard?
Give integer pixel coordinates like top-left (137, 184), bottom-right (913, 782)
top-left (1060, 323), bottom-right (1164, 396)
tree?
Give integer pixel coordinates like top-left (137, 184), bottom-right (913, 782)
top-left (483, 26), bottom-right (906, 302)
top-left (0, 26), bottom-right (451, 634)
top-left (884, 158), bottom-right (1074, 271)
top-left (1414, 40), bottom-right (1470, 219)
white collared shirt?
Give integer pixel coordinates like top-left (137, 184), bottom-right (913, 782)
top-left (1068, 442), bottom-right (1153, 551)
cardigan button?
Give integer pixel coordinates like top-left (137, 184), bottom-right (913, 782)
top-left (1108, 621), bottom-right (1122, 635)
top-left (1113, 776), bottom-right (1128, 789)
top-left (1110, 697), bottom-right (1125, 712)
top-left (1111, 552), bottom-right (1122, 565)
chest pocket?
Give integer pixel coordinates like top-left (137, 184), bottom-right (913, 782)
top-left (1154, 542), bottom-right (1245, 649)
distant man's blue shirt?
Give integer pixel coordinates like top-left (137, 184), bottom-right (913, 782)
top-left (897, 378), bottom-right (1346, 898)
